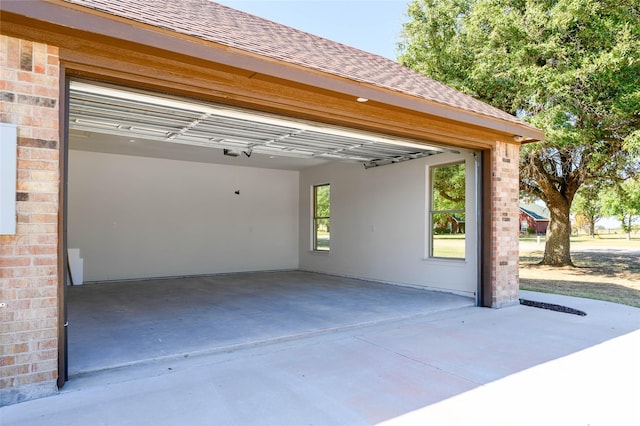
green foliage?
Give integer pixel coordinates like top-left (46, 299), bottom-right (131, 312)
top-left (432, 162), bottom-right (465, 211)
top-left (572, 180), bottom-right (607, 234)
top-left (601, 177), bottom-right (640, 234)
top-left (315, 184), bottom-right (330, 218)
top-left (401, 0), bottom-right (640, 129)
top-left (400, 0), bottom-right (640, 264)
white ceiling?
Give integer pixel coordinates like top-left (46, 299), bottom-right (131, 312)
top-left (68, 81), bottom-right (453, 170)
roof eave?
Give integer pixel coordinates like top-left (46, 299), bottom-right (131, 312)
top-left (1, 0), bottom-right (545, 143)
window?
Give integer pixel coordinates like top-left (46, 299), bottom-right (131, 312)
top-left (313, 184), bottom-right (330, 251)
top-left (430, 162), bottom-right (465, 259)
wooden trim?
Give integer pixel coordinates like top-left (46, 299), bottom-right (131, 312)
top-left (57, 48), bottom-right (508, 149)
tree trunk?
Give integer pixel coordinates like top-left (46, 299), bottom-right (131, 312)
top-left (626, 215), bottom-right (632, 240)
top-left (542, 199), bottom-right (573, 266)
top-left (589, 219), bottom-right (595, 238)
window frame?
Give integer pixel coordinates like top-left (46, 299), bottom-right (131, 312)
top-left (429, 161), bottom-right (466, 260)
top-left (312, 183), bottom-right (330, 252)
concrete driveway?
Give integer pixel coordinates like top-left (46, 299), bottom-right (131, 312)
top-left (2, 291), bottom-right (639, 425)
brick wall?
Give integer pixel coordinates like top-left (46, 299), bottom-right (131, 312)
top-left (489, 141), bottom-right (520, 308)
top-left (0, 35), bottom-right (60, 405)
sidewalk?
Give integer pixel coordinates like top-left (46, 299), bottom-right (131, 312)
top-left (2, 291), bottom-right (638, 426)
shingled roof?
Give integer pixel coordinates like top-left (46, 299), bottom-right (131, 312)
top-left (520, 203), bottom-right (550, 221)
top-left (61, 0), bottom-right (536, 131)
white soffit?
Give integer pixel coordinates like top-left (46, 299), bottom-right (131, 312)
top-left (68, 81), bottom-right (455, 168)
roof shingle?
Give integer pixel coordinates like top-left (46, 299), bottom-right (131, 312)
top-left (62, 0), bottom-right (532, 128)
top-left (520, 203), bottom-right (550, 221)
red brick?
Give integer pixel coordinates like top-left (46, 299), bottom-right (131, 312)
top-left (17, 159), bottom-right (58, 171)
top-left (13, 265), bottom-right (57, 277)
top-left (17, 179), bottom-right (58, 192)
top-left (30, 298), bottom-right (57, 309)
top-left (36, 339), bottom-right (58, 351)
top-left (12, 328), bottom-right (57, 344)
top-left (0, 245), bottom-right (17, 256)
top-left (3, 278), bottom-right (34, 289)
top-left (0, 311), bottom-right (16, 322)
top-left (32, 85), bottom-right (58, 99)
top-left (25, 193), bottom-right (58, 203)
top-left (30, 359), bottom-right (58, 373)
top-left (6, 36), bottom-right (20, 69)
top-left (0, 288), bottom-right (18, 300)
top-left (16, 370), bottom-right (57, 386)
top-left (3, 299), bottom-right (31, 310)
top-left (31, 128), bottom-right (59, 140)
top-left (32, 235), bottom-right (58, 245)
top-left (487, 141), bottom-right (520, 307)
top-left (0, 256), bottom-right (31, 267)
top-left (0, 377), bottom-right (16, 388)
top-left (14, 308), bottom-right (57, 321)
top-left (16, 245), bottom-right (58, 255)
top-left (2, 103), bottom-right (33, 117)
top-left (15, 223), bottom-right (58, 235)
top-left (16, 146), bottom-right (32, 160)
top-left (17, 202), bottom-right (58, 214)
top-left (1, 343), bottom-right (29, 354)
top-left (15, 348), bottom-right (57, 364)
top-left (34, 257), bottom-right (58, 266)
top-left (0, 268), bottom-right (16, 278)
top-left (0, 364), bottom-right (30, 377)
top-left (0, 356), bottom-right (16, 367)
top-left (31, 214), bottom-right (58, 224)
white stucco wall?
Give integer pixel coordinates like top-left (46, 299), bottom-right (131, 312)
top-left (68, 148), bottom-right (478, 293)
top-left (298, 152), bottom-right (478, 296)
top-left (68, 150), bottom-right (299, 282)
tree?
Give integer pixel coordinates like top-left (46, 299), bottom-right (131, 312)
top-left (399, 0), bottom-right (640, 266)
top-left (432, 162), bottom-right (466, 234)
top-left (572, 181), bottom-right (606, 237)
top-left (601, 177), bottom-right (640, 239)
top-left (432, 162), bottom-right (465, 210)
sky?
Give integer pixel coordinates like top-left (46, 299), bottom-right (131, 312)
top-left (215, 0), bottom-right (411, 61)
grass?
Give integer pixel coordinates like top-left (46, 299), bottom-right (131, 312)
top-left (520, 233), bottom-right (640, 248)
top-left (432, 235), bottom-right (466, 258)
top-left (519, 234), bottom-right (640, 308)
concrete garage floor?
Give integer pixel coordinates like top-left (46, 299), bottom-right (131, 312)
top-left (4, 290), bottom-right (639, 425)
top-left (67, 271), bottom-right (474, 375)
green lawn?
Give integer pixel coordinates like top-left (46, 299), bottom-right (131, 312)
top-left (520, 233), bottom-right (640, 248)
top-left (432, 235), bottom-right (465, 259)
top-left (519, 234), bottom-right (640, 308)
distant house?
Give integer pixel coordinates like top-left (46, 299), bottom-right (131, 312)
top-left (434, 214), bottom-right (466, 234)
top-left (520, 203), bottom-right (550, 235)
top-left (447, 214), bottom-right (466, 234)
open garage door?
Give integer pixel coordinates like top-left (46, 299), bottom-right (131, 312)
top-left (68, 81), bottom-right (452, 169)
top-left (64, 80), bottom-right (478, 376)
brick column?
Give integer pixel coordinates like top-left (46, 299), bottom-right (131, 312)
top-left (0, 35), bottom-right (60, 405)
top-left (489, 141), bottom-right (520, 308)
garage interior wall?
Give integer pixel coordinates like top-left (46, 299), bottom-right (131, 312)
top-left (68, 146), bottom-right (477, 295)
top-left (67, 149), bottom-right (300, 282)
top-left (299, 152), bottom-right (478, 297)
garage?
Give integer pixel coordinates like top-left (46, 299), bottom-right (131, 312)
top-left (1, 0), bottom-right (543, 403)
top-left (65, 80), bottom-right (478, 375)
